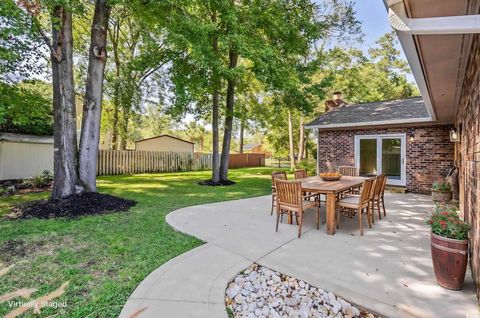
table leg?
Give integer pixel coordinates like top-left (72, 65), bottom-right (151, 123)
top-left (326, 193), bottom-right (336, 235)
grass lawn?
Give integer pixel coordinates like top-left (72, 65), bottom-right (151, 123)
top-left (0, 167), bottom-right (283, 317)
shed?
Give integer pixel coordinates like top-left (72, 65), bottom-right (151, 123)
top-left (0, 133), bottom-right (54, 180)
top-left (135, 135), bottom-right (194, 153)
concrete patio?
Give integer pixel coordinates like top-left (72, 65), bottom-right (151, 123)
top-left (120, 193), bottom-right (479, 318)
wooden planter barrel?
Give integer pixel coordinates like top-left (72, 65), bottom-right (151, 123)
top-left (431, 189), bottom-right (452, 202)
top-left (431, 233), bottom-right (468, 290)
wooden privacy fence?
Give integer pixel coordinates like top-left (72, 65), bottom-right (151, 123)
top-left (97, 150), bottom-right (212, 175)
top-left (228, 153), bottom-right (265, 169)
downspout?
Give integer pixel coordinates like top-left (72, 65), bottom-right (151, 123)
top-left (387, 1), bottom-right (480, 121)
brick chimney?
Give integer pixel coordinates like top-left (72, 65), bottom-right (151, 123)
top-left (325, 91), bottom-right (345, 112)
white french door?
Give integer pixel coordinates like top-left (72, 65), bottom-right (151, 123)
top-left (354, 134), bottom-right (406, 186)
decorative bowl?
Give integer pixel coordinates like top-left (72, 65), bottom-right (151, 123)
top-left (319, 173), bottom-right (342, 181)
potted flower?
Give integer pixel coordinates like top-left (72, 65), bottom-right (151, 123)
top-left (431, 181), bottom-right (452, 202)
top-left (426, 205), bottom-right (470, 290)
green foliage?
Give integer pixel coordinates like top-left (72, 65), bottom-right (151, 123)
top-left (296, 159), bottom-right (316, 174)
top-left (0, 80), bottom-right (53, 135)
top-left (0, 0), bottom-right (45, 78)
top-left (24, 170), bottom-right (53, 188)
top-left (432, 181), bottom-right (452, 192)
top-left (426, 205), bottom-right (470, 240)
top-left (0, 167), bottom-right (278, 317)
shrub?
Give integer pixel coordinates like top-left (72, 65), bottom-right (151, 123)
top-left (425, 204), bottom-right (470, 240)
top-left (25, 170), bottom-right (53, 188)
top-left (432, 181), bottom-right (452, 192)
top-left (296, 159), bottom-right (316, 175)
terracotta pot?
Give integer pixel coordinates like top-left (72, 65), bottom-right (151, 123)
top-left (431, 232), bottom-right (468, 290)
top-left (431, 189), bottom-right (452, 202)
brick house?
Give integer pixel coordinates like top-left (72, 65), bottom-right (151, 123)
top-left (307, 96), bottom-right (454, 194)
top-left (310, 0), bottom-right (480, 303)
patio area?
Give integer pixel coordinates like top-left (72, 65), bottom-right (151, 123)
top-left (120, 193), bottom-right (479, 318)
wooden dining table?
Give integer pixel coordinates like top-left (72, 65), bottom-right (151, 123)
top-left (301, 176), bottom-right (367, 235)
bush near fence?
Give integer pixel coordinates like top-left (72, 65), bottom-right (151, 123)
top-left (96, 151), bottom-right (265, 175)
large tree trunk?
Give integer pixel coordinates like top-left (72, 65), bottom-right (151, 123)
top-left (239, 118), bottom-right (244, 154)
top-left (287, 109), bottom-right (295, 171)
top-left (78, 0), bottom-right (111, 192)
top-left (211, 11), bottom-right (221, 183)
top-left (219, 49), bottom-right (239, 181)
top-left (298, 116), bottom-right (305, 161)
top-left (51, 7), bottom-right (78, 200)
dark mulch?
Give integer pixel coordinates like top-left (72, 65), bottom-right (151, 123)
top-left (198, 179), bottom-right (236, 186)
top-left (9, 192), bottom-right (136, 219)
top-left (0, 178), bottom-right (51, 195)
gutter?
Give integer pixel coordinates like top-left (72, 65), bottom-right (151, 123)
top-left (305, 117), bottom-right (434, 130)
top-left (386, 1), bottom-right (480, 122)
top-left (389, 8), bottom-right (480, 35)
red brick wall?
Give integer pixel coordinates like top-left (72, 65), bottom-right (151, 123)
top-left (456, 34), bottom-right (480, 302)
top-left (317, 126), bottom-right (454, 194)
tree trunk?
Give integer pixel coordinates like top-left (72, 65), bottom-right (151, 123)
top-left (108, 18), bottom-right (121, 150)
top-left (78, 0), bottom-right (111, 192)
top-left (287, 109), bottom-right (295, 171)
top-left (51, 7), bottom-right (79, 200)
top-left (120, 109), bottom-right (129, 150)
top-left (239, 118), bottom-right (244, 154)
top-left (298, 116), bottom-right (305, 161)
top-left (305, 131), bottom-right (309, 158)
top-left (111, 99), bottom-right (119, 149)
top-left (211, 11), bottom-right (220, 183)
top-left (219, 49), bottom-right (239, 181)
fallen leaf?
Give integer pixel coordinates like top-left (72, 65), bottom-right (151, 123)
top-left (128, 307), bottom-right (148, 318)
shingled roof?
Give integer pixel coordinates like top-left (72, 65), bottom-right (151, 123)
top-left (306, 96), bottom-right (432, 129)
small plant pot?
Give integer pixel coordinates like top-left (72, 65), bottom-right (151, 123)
top-left (431, 189), bottom-right (452, 202)
top-left (431, 232), bottom-right (468, 290)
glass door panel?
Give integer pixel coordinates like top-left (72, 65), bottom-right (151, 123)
top-left (382, 138), bottom-right (401, 180)
top-left (359, 139), bottom-right (377, 177)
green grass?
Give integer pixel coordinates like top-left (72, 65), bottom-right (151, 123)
top-left (0, 167), bottom-right (283, 317)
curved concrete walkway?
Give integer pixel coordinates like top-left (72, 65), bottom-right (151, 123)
top-left (119, 194), bottom-right (479, 318)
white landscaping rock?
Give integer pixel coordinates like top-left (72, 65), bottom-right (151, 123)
top-left (225, 264), bottom-right (377, 318)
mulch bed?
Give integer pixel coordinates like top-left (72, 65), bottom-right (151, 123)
top-left (7, 192), bottom-right (136, 219)
top-left (198, 179), bottom-right (236, 186)
top-left (0, 179), bottom-right (52, 195)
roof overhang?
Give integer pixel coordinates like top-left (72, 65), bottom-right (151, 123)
top-left (384, 0), bottom-right (480, 124)
top-left (306, 117), bottom-right (434, 130)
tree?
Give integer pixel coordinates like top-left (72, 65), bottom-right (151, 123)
top-left (78, 0), bottom-right (111, 192)
top-left (0, 80), bottom-right (53, 135)
top-left (183, 121), bottom-right (207, 152)
top-left (16, 0), bottom-right (112, 198)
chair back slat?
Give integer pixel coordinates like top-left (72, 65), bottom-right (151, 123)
top-left (359, 178), bottom-right (374, 205)
top-left (380, 174), bottom-right (388, 193)
top-left (294, 169), bottom-right (308, 180)
top-left (275, 179), bottom-right (302, 207)
top-left (272, 171), bottom-right (287, 185)
top-left (338, 166), bottom-right (359, 176)
top-left (373, 174), bottom-right (386, 196)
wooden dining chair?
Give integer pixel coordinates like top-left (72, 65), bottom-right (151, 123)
top-left (271, 171), bottom-right (287, 215)
top-left (338, 166), bottom-right (360, 195)
top-left (294, 169), bottom-right (308, 180)
top-left (370, 174), bottom-right (387, 220)
top-left (274, 179), bottom-right (320, 238)
top-left (294, 169), bottom-right (324, 205)
top-left (338, 166), bottom-right (359, 176)
top-left (336, 178), bottom-right (374, 236)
